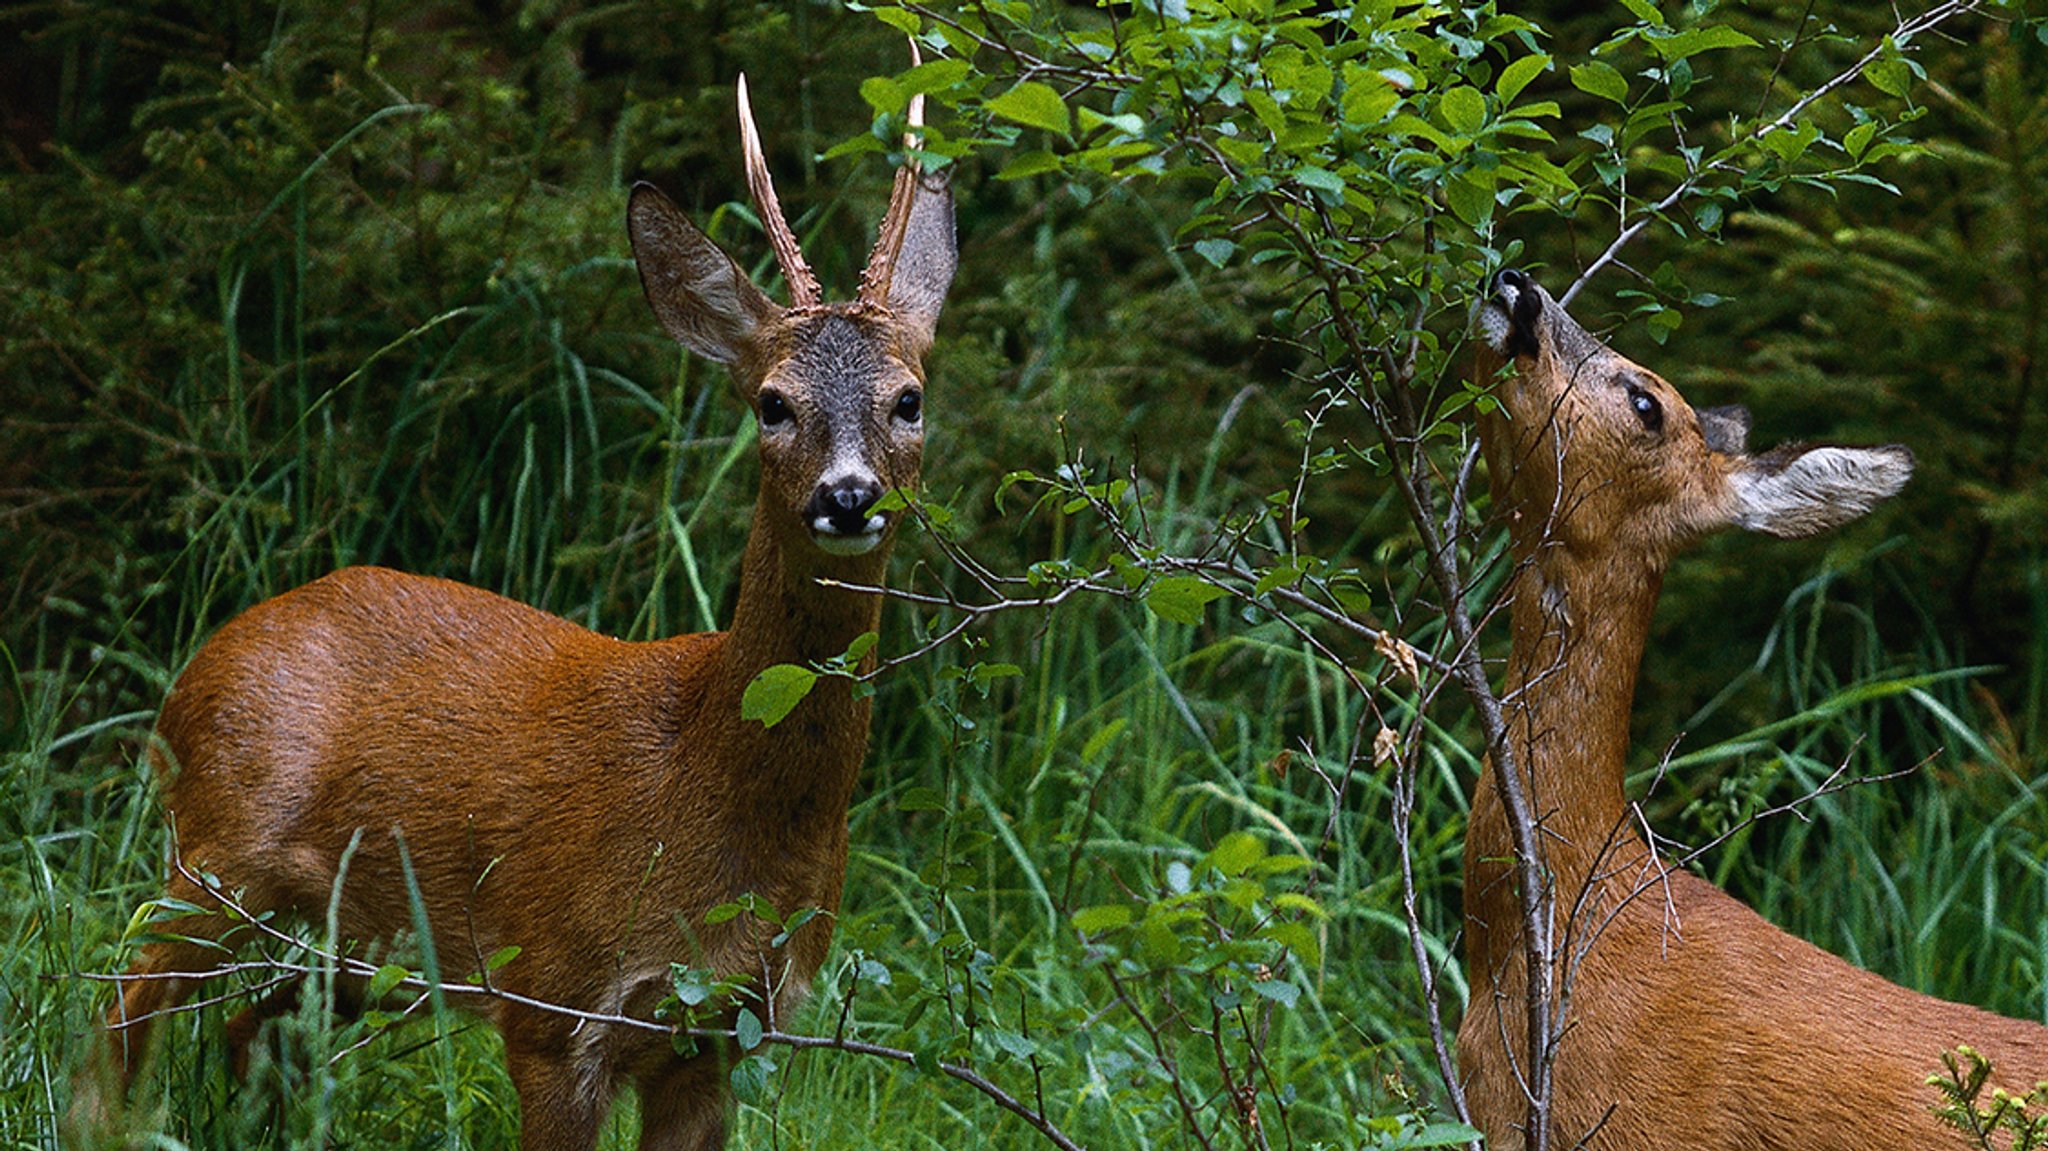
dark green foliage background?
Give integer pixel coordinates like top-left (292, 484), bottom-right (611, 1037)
top-left (2, 1), bottom-right (2043, 1148)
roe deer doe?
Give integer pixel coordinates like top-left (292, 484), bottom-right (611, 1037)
top-left (1460, 270), bottom-right (2048, 1150)
top-left (91, 76), bottom-right (955, 1150)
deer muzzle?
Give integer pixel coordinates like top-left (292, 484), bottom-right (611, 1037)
top-left (807, 475), bottom-right (887, 555)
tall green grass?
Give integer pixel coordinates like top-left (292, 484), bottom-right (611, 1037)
top-left (3, 3), bottom-right (2043, 1147)
top-left (6, 292), bottom-right (2043, 1145)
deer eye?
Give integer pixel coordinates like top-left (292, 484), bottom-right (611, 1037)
top-left (893, 389), bottom-right (923, 424)
top-left (1627, 385), bottom-right (1663, 434)
top-left (758, 390), bottom-right (792, 427)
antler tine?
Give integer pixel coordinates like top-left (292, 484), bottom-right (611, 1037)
top-left (737, 74), bottom-right (822, 309)
top-left (859, 40), bottom-right (932, 306)
top-left (907, 36), bottom-right (926, 143)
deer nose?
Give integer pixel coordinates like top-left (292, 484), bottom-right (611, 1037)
top-left (811, 476), bottom-right (883, 536)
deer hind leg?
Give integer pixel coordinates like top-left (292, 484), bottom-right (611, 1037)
top-left (103, 934), bottom-right (220, 1089)
top-left (64, 930), bottom-right (221, 1147)
top-left (635, 1053), bottom-right (730, 1151)
top-left (99, 857), bottom-right (309, 1089)
top-left (506, 1043), bottom-right (614, 1151)
top-left (222, 965), bottom-right (372, 1079)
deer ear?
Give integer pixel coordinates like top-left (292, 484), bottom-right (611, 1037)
top-left (1697, 405), bottom-right (1752, 455)
top-left (628, 182), bottom-right (782, 366)
top-left (882, 172), bottom-right (956, 358)
top-left (1729, 443), bottom-right (1914, 538)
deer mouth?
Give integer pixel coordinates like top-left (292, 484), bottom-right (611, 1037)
top-left (1477, 268), bottom-right (1540, 357)
top-left (810, 515), bottom-right (887, 556)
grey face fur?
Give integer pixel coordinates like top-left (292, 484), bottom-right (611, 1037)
top-left (625, 107), bottom-right (954, 564)
top-left (756, 313), bottom-right (927, 556)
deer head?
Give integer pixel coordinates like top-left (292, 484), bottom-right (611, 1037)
top-left (626, 77), bottom-right (956, 562)
top-left (1476, 269), bottom-right (1913, 559)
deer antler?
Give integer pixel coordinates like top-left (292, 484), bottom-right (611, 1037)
top-left (859, 41), bottom-right (938, 307)
top-left (737, 74), bottom-right (822, 309)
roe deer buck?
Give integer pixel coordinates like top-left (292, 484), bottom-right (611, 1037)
top-left (94, 76), bottom-right (955, 1149)
top-left (1459, 269), bottom-right (2048, 1150)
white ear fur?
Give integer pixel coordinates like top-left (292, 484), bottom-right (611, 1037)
top-left (1729, 445), bottom-right (1914, 539)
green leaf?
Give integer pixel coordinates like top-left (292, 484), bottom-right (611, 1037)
top-left (1135, 913), bottom-right (1188, 966)
top-left (1252, 559), bottom-right (1304, 597)
top-left (1107, 553), bottom-right (1147, 590)
top-left (485, 945), bottom-right (521, 972)
top-left (986, 81), bottom-right (1070, 135)
top-left (1072, 904), bottom-right (1134, 933)
top-left (741, 664), bottom-right (817, 728)
top-left (1616, 0), bottom-right (1665, 25)
top-left (1864, 57), bottom-right (1912, 99)
top-left (1340, 69), bottom-right (1399, 127)
top-left (860, 76), bottom-right (909, 118)
top-left (776, 907), bottom-right (824, 946)
top-left (671, 964), bottom-right (717, 1006)
top-left (1245, 90), bottom-right (1287, 138)
top-left (822, 134), bottom-right (884, 162)
top-left (735, 1006), bottom-right (764, 1052)
top-left (1445, 170), bottom-right (1495, 227)
top-left (1294, 165), bottom-right (1346, 200)
top-left (997, 150), bottom-right (1063, 181)
top-left (1439, 86), bottom-right (1485, 136)
top-left (870, 7), bottom-right (921, 36)
top-left (1078, 107), bottom-right (1146, 137)
top-left (1570, 61), bottom-right (1628, 105)
top-left (1252, 979), bottom-right (1300, 1007)
top-left (1145, 576), bottom-right (1230, 625)
top-left (968, 662), bottom-right (1024, 686)
top-left (1205, 830), bottom-right (1266, 876)
top-left (1270, 892), bottom-right (1329, 918)
top-left (986, 1027), bottom-right (1038, 1059)
top-left (1390, 113), bottom-right (1455, 153)
top-left (1261, 920), bottom-right (1323, 966)
top-left (1760, 119), bottom-right (1821, 163)
top-left (1650, 26), bottom-right (1759, 63)
top-left (1401, 1122), bottom-right (1489, 1148)
top-left (1843, 120), bottom-right (1877, 161)
top-left (900, 58), bottom-right (971, 95)
top-left (1192, 238), bottom-right (1235, 268)
top-left (1645, 305), bottom-right (1682, 345)
top-left (1496, 53), bottom-right (1551, 106)
top-left (844, 631), bottom-right (880, 662)
top-left (367, 963), bottom-right (410, 1001)
top-left (1249, 852), bottom-right (1314, 876)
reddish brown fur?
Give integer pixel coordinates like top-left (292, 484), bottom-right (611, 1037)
top-left (1459, 272), bottom-right (2048, 1149)
top-left (91, 86), bottom-right (954, 1151)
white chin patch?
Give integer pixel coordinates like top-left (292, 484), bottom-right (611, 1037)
top-left (1478, 298), bottom-right (1514, 354)
top-left (811, 516), bottom-right (887, 556)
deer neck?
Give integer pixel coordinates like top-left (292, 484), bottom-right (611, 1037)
top-left (690, 510), bottom-right (891, 825)
top-left (1466, 527), bottom-right (1667, 958)
top-left (724, 513), bottom-right (891, 671)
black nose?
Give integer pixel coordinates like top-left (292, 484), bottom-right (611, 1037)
top-left (812, 477), bottom-right (882, 533)
top-left (1495, 267), bottom-right (1530, 294)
